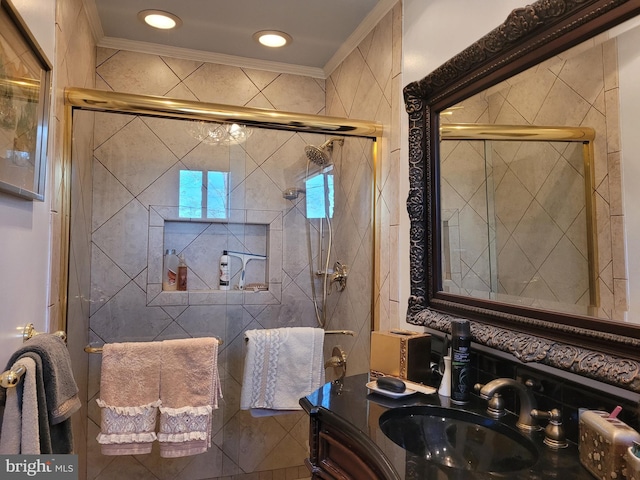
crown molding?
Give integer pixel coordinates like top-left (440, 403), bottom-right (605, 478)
top-left (323, 0), bottom-right (398, 77)
top-left (82, 0), bottom-right (103, 42)
top-left (97, 36), bottom-right (327, 79)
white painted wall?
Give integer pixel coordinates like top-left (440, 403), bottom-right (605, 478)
top-left (10, 0), bottom-right (55, 62)
top-left (399, 0), bottom-right (531, 328)
top-left (618, 25), bottom-right (640, 322)
top-left (0, 0), bottom-right (55, 368)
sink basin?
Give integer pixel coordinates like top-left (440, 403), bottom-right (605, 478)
top-left (379, 405), bottom-right (539, 473)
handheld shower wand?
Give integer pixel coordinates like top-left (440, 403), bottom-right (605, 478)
top-left (226, 251), bottom-right (267, 290)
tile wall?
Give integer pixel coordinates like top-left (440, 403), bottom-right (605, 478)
top-left (327, 3), bottom-right (404, 332)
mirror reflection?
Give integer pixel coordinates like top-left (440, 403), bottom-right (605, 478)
top-left (439, 125), bottom-right (597, 317)
top-left (436, 17), bottom-right (640, 324)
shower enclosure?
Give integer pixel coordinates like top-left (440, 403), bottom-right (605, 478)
top-left (65, 88), bottom-right (380, 479)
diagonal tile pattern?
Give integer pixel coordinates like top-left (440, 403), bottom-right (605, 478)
top-left (56, 2), bottom-right (431, 476)
top-left (88, 119), bottom-right (360, 478)
top-left (78, 8), bottom-right (399, 477)
top-left (63, 4), bottom-right (403, 478)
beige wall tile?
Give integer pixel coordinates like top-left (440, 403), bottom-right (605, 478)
top-left (334, 48), bottom-right (366, 115)
top-left (559, 44), bottom-right (604, 105)
top-left (262, 74), bottom-right (325, 114)
top-left (97, 50), bottom-right (180, 95)
top-left (605, 87), bottom-right (621, 153)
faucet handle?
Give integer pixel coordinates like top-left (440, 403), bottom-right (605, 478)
top-left (474, 383), bottom-right (506, 418)
top-left (531, 408), bottom-right (568, 449)
top-left (525, 378), bottom-right (541, 390)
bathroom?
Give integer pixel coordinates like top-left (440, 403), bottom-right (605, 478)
top-left (2, 0), bottom-right (640, 479)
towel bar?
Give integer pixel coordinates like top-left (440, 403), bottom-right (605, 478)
top-left (0, 324), bottom-right (68, 388)
top-left (23, 323), bottom-right (67, 343)
top-left (325, 330), bottom-right (356, 336)
top-left (84, 336), bottom-right (224, 354)
top-left (0, 363), bottom-right (26, 388)
top-left (243, 329), bottom-right (356, 342)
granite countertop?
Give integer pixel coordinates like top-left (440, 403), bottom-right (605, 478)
top-left (300, 373), bottom-right (594, 480)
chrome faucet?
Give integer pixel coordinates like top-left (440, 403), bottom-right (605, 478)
top-left (478, 378), bottom-right (539, 432)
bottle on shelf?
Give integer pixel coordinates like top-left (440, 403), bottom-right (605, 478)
top-left (219, 251), bottom-right (230, 290)
top-left (177, 254), bottom-right (188, 291)
top-left (163, 249), bottom-right (179, 291)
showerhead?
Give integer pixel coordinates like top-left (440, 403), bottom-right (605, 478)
top-left (305, 145), bottom-right (330, 166)
top-left (304, 137), bottom-right (344, 166)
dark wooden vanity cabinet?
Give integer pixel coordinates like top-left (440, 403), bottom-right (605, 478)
top-left (304, 406), bottom-right (400, 480)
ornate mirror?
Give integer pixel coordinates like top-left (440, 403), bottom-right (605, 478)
top-left (404, 0), bottom-right (640, 391)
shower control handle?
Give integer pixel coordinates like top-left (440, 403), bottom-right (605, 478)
top-left (330, 262), bottom-right (348, 292)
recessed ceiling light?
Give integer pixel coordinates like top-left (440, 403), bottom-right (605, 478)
top-left (253, 30), bottom-right (292, 48)
top-left (138, 10), bottom-right (182, 30)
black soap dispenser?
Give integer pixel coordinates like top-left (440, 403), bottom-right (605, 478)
top-left (450, 319), bottom-right (471, 405)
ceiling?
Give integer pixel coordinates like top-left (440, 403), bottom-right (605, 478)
top-left (86, 0), bottom-right (396, 78)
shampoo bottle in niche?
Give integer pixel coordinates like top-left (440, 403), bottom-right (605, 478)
top-left (450, 319), bottom-right (471, 405)
top-left (177, 254), bottom-right (188, 291)
top-left (219, 251), bottom-right (230, 290)
top-left (163, 249), bottom-right (179, 291)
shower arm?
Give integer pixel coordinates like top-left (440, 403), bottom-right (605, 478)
top-left (319, 137), bottom-right (344, 150)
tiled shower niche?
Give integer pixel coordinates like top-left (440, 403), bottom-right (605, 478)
top-left (147, 206), bottom-right (282, 307)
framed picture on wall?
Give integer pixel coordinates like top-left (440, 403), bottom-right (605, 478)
top-left (0, 0), bottom-right (51, 201)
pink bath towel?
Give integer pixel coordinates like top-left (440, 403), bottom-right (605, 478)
top-left (157, 337), bottom-right (222, 458)
top-left (96, 341), bottom-right (162, 455)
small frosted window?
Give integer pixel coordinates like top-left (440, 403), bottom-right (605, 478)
top-left (305, 170), bottom-right (334, 219)
top-left (207, 171), bottom-right (229, 219)
top-left (179, 170), bottom-right (228, 219)
top-left (179, 170), bottom-right (202, 218)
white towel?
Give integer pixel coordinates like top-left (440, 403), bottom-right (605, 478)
top-left (240, 327), bottom-right (324, 415)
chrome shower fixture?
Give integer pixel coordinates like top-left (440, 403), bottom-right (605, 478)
top-left (282, 187), bottom-right (304, 200)
top-left (304, 137), bottom-right (344, 166)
